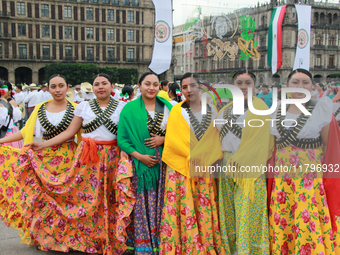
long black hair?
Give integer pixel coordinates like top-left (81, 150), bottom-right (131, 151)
top-left (232, 69), bottom-right (256, 83)
top-left (92, 73), bottom-right (112, 84)
top-left (3, 81), bottom-right (14, 98)
top-left (48, 74), bottom-right (68, 87)
top-left (180, 72), bottom-right (199, 86)
top-left (138, 72), bottom-right (158, 85)
top-left (168, 82), bottom-right (182, 102)
top-left (287, 69), bottom-right (313, 84)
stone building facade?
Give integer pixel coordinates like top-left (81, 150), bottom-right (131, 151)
top-left (171, 0), bottom-right (340, 85)
top-left (0, 0), bottom-right (155, 84)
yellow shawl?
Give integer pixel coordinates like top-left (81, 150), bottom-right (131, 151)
top-left (216, 96), bottom-right (275, 198)
top-left (162, 100), bottom-right (223, 179)
top-left (21, 99), bottom-right (82, 145)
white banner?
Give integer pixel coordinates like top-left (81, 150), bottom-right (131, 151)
top-left (293, 5), bottom-right (311, 71)
top-left (148, 0), bottom-right (172, 75)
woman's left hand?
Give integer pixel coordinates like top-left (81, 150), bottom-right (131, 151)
top-left (144, 133), bottom-right (164, 148)
top-left (120, 150), bottom-right (129, 159)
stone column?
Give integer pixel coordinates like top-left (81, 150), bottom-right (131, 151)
top-left (8, 69), bottom-right (15, 83)
top-left (32, 70), bottom-right (39, 84)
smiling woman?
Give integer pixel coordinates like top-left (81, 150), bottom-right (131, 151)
top-left (3, 73), bottom-right (134, 255)
top-left (0, 74), bottom-right (81, 246)
top-left (118, 72), bottom-right (173, 254)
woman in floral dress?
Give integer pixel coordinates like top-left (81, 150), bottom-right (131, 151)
top-left (26, 73), bottom-right (134, 254)
top-left (160, 72), bottom-right (225, 254)
top-left (268, 69), bottom-right (340, 255)
top-left (0, 74), bottom-right (81, 244)
top-left (215, 70), bottom-right (274, 255)
top-left (117, 72), bottom-right (172, 254)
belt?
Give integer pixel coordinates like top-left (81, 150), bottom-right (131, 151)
top-left (28, 106), bottom-right (35, 109)
top-left (80, 137), bottom-right (117, 165)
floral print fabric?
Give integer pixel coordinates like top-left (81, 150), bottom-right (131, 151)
top-left (159, 166), bottom-right (225, 255)
top-left (269, 145), bottom-right (340, 255)
top-left (12, 141), bottom-right (135, 254)
top-left (218, 152), bottom-right (269, 255)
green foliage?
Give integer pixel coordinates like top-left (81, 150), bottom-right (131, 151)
top-left (328, 73), bottom-right (340, 78)
top-left (117, 68), bottom-right (139, 84)
top-left (45, 63), bottom-right (138, 85)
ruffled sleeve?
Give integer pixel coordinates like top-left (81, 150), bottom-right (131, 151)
top-left (0, 107), bottom-right (9, 126)
top-left (311, 96), bottom-right (333, 129)
top-left (12, 106), bottom-right (22, 122)
top-left (74, 101), bottom-right (88, 118)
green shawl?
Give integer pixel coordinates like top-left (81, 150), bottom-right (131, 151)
top-left (117, 96), bottom-right (173, 192)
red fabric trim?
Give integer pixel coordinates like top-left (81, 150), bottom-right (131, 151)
top-left (324, 116), bottom-right (340, 233)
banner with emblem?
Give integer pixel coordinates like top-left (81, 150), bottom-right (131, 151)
top-left (148, 0), bottom-right (172, 75)
top-left (293, 5), bottom-right (311, 71)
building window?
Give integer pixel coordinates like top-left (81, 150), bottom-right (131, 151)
top-left (315, 54), bottom-right (321, 66)
top-left (107, 9), bottom-right (114, 21)
top-left (329, 55), bottom-right (334, 67)
top-left (127, 11), bottom-right (134, 22)
top-left (41, 4), bottom-right (49, 17)
top-left (65, 26), bottom-right (72, 38)
top-left (0, 43), bottom-right (2, 58)
top-left (329, 36), bottom-right (335, 46)
top-left (86, 8), bottom-right (93, 20)
top-left (42, 25), bottom-right (50, 37)
top-left (316, 36), bottom-right (322, 45)
top-left (86, 27), bottom-right (94, 39)
top-left (17, 2), bottom-right (25, 15)
top-left (108, 47), bottom-right (114, 61)
top-left (18, 44), bottom-right (27, 59)
top-left (260, 36), bottom-right (266, 47)
top-left (81, 0), bottom-right (89, 2)
top-left (64, 6), bottom-right (72, 18)
top-left (90, 0), bottom-right (98, 2)
top-left (127, 30), bottom-right (134, 41)
top-left (65, 46), bottom-right (72, 59)
top-left (112, 0), bottom-right (119, 4)
top-left (102, 0), bottom-right (109, 3)
top-left (42, 45), bottom-right (50, 60)
top-left (18, 23), bottom-right (26, 36)
top-left (87, 47), bottom-right (94, 61)
top-left (107, 28), bottom-right (114, 40)
top-left (127, 48), bottom-right (134, 60)
top-left (123, 0), bottom-right (130, 5)
top-left (132, 0), bottom-right (138, 6)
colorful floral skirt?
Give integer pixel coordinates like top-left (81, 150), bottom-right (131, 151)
top-left (13, 141), bottom-right (135, 254)
top-left (0, 145), bottom-right (24, 230)
top-left (269, 145), bottom-right (340, 255)
top-left (218, 151), bottom-right (269, 255)
top-left (159, 166), bottom-right (225, 255)
top-left (125, 147), bottom-right (166, 255)
top-left (3, 127), bottom-right (23, 148)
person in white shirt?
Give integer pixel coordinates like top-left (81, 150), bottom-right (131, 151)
top-left (23, 83), bottom-right (42, 121)
top-left (84, 92), bottom-right (96, 101)
top-left (14, 85), bottom-right (26, 104)
top-left (39, 84), bottom-right (53, 102)
top-left (73, 85), bottom-right (85, 104)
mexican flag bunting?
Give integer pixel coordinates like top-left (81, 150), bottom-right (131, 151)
top-left (268, 6), bottom-right (286, 74)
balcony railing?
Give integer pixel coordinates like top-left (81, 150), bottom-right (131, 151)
top-left (314, 44), bottom-right (325, 49)
top-left (328, 45), bottom-right (338, 49)
top-left (107, 57), bottom-right (118, 62)
top-left (131, 1), bottom-right (139, 6)
top-left (314, 65), bottom-right (323, 69)
top-left (327, 65), bottom-right (336, 69)
top-left (0, 11), bottom-right (10, 17)
top-left (0, 33), bottom-right (11, 39)
top-left (127, 58), bottom-right (138, 63)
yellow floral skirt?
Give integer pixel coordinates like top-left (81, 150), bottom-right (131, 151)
top-left (269, 145), bottom-right (340, 255)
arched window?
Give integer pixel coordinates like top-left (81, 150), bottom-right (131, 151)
top-left (333, 13), bottom-right (338, 24)
top-left (314, 12), bottom-right (319, 24)
top-left (320, 13), bottom-right (325, 24)
top-left (328, 13), bottom-right (332, 25)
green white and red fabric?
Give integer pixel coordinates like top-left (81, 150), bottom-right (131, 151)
top-left (268, 6), bottom-right (286, 75)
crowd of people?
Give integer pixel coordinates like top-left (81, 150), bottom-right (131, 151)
top-left (0, 68), bottom-right (339, 255)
